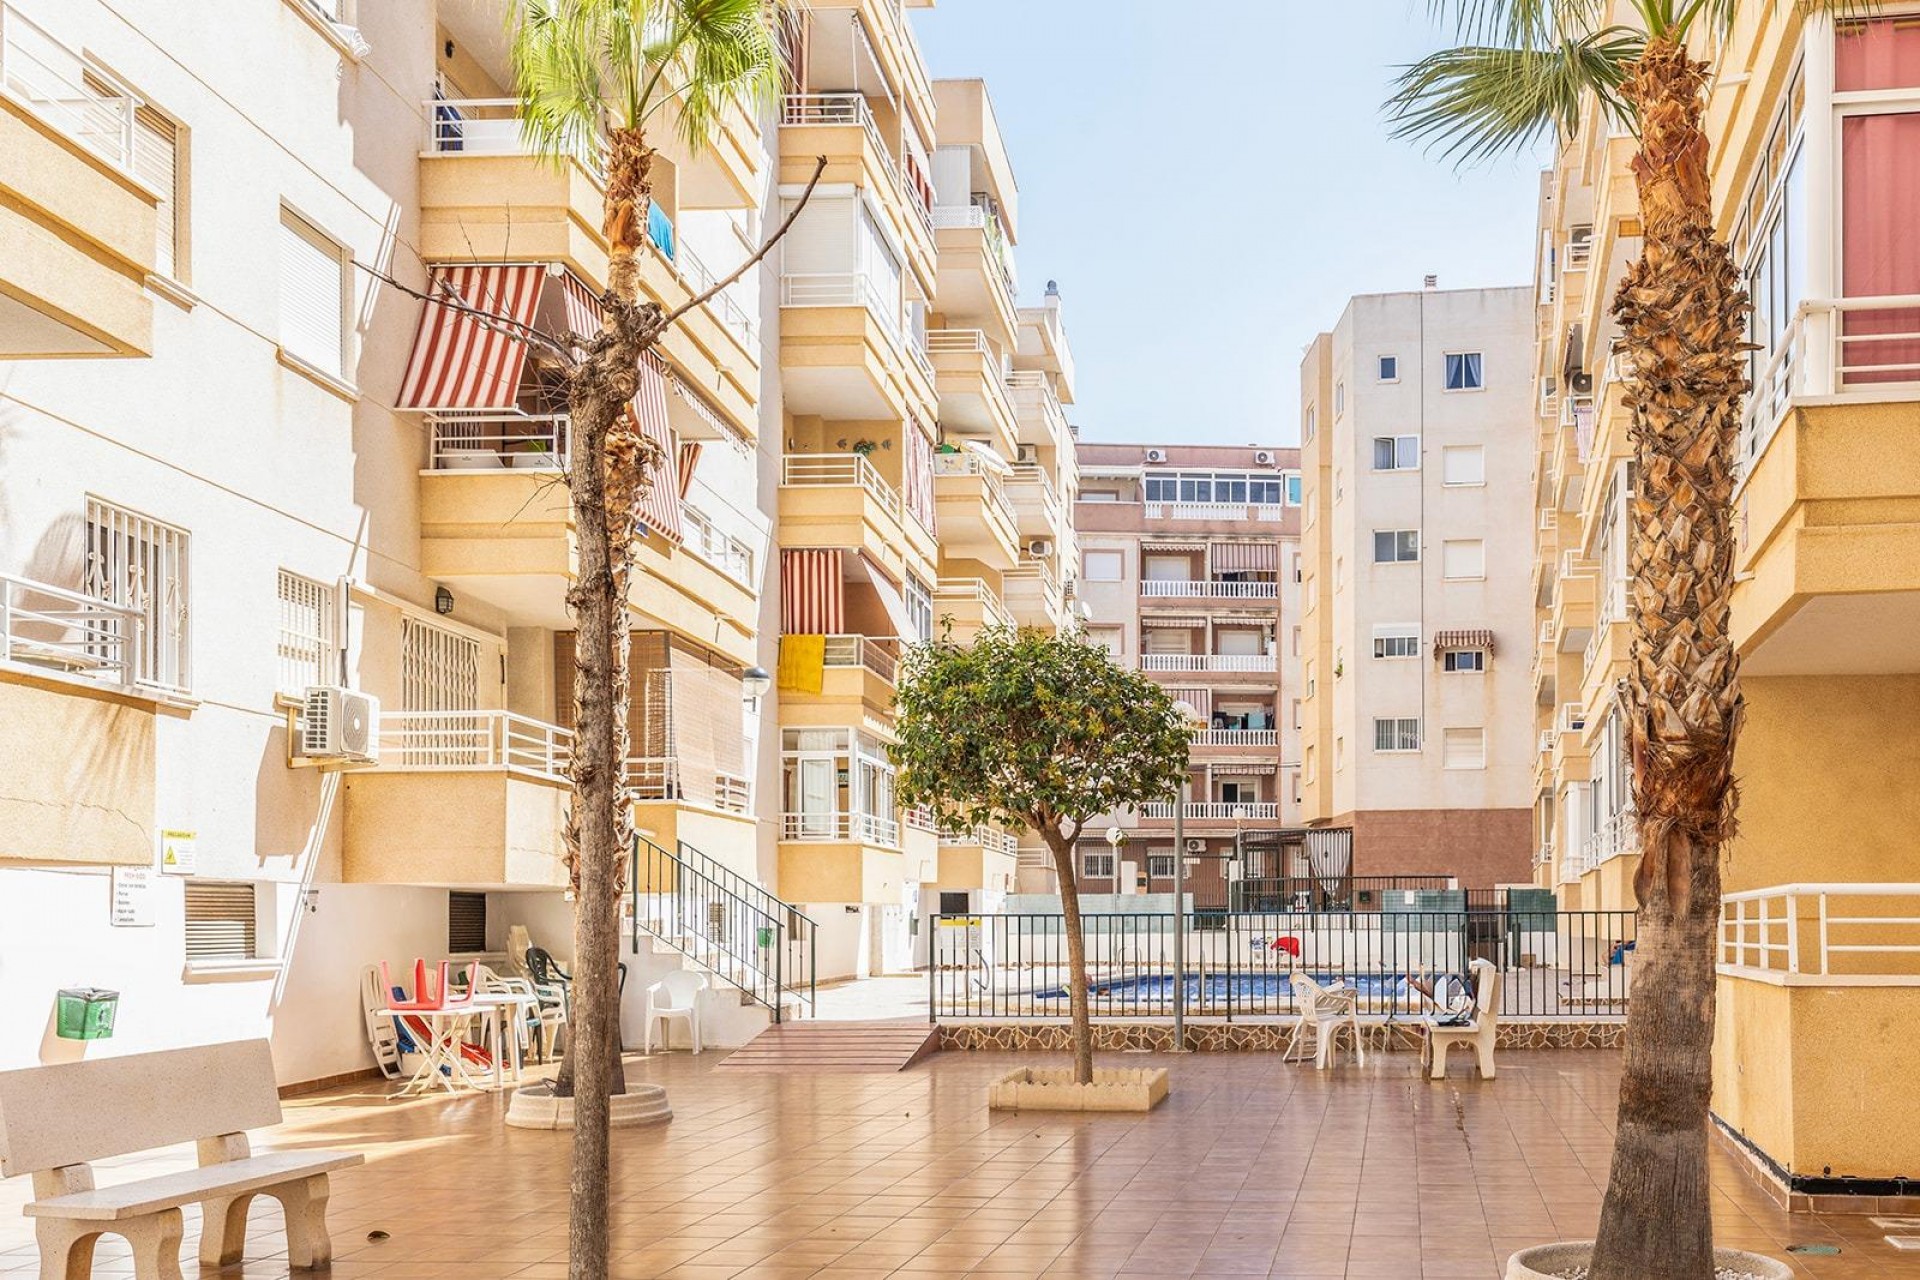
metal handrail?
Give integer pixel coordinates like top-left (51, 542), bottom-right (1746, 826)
top-left (1720, 883), bottom-right (1920, 980)
top-left (0, 5), bottom-right (141, 173)
top-left (0, 571), bottom-right (143, 686)
top-left (1140, 580), bottom-right (1279, 599)
top-left (426, 412), bottom-right (569, 470)
top-left (781, 453), bottom-right (904, 517)
top-left (1139, 654), bottom-right (1278, 673)
top-left (377, 710), bottom-right (574, 778)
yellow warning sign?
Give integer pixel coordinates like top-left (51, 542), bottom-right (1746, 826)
top-left (159, 829), bottom-right (197, 875)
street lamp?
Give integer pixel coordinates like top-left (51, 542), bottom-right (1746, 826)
top-left (1168, 699), bottom-right (1204, 1050)
top-left (741, 665), bottom-right (772, 709)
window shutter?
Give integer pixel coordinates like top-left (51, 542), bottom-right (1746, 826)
top-left (448, 891), bottom-right (488, 953)
top-left (280, 209), bottom-right (344, 375)
top-left (1444, 728), bottom-right (1487, 769)
top-left (185, 882), bottom-right (257, 961)
top-left (133, 108), bottom-right (178, 279)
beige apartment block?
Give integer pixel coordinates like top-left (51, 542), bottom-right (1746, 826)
top-left (1065, 444), bottom-right (1302, 902)
top-left (1298, 287), bottom-right (1536, 888)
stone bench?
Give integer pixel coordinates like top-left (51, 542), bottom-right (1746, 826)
top-left (0, 1039), bottom-right (363, 1277)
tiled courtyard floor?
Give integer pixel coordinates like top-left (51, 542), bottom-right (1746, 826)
top-left (1, 1046), bottom-right (1911, 1279)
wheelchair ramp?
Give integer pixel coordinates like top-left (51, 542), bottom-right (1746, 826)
top-left (716, 1019), bottom-right (939, 1073)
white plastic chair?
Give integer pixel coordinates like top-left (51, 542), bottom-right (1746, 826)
top-left (1284, 970), bottom-right (1365, 1069)
top-left (642, 970), bottom-right (708, 1054)
top-left (1422, 957), bottom-right (1501, 1079)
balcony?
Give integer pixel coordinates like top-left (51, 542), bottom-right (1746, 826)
top-left (1580, 807), bottom-right (1640, 874)
top-left (1141, 580), bottom-right (1279, 602)
top-left (1137, 802), bottom-right (1280, 822)
top-left (342, 711), bottom-right (572, 887)
top-left (932, 577), bottom-right (1012, 640)
top-left (626, 753), bottom-right (756, 856)
top-left (1001, 562), bottom-right (1065, 631)
top-left (933, 825), bottom-right (1019, 895)
top-left (1016, 297), bottom-right (1076, 405)
top-left (1005, 370), bottom-right (1070, 452)
top-left (779, 267), bottom-right (934, 422)
top-left (2, 572), bottom-right (144, 690)
top-left (1139, 654), bottom-right (1278, 675)
top-left (1004, 464), bottom-right (1065, 542)
top-left (1190, 729), bottom-right (1279, 748)
top-left (931, 451), bottom-right (1021, 569)
top-left (780, 634), bottom-right (902, 723)
top-left (1143, 501), bottom-right (1289, 525)
top-left (777, 810), bottom-right (909, 904)
top-left (0, 4), bottom-right (156, 356)
top-left (778, 454), bottom-right (923, 583)
top-left (932, 196), bottom-right (1017, 341)
top-left (926, 329), bottom-right (1018, 454)
top-left (802, 1), bottom-right (936, 145)
top-left (779, 93), bottom-right (934, 287)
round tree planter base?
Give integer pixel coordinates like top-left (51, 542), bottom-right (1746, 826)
top-left (988, 1067), bottom-right (1170, 1113)
top-left (1505, 1242), bottom-right (1793, 1279)
top-left (504, 1082), bottom-right (672, 1130)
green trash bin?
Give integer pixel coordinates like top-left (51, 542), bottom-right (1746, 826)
top-left (755, 926), bottom-right (774, 950)
top-left (55, 988), bottom-right (118, 1041)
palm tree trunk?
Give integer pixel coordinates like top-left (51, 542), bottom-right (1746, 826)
top-left (1589, 38), bottom-right (1747, 1280)
top-left (1044, 829), bottom-right (1095, 1086)
top-left (563, 124), bottom-right (660, 1280)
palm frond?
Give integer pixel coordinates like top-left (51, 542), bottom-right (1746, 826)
top-left (1427, 0), bottom-right (1611, 45)
top-left (1388, 30), bottom-right (1644, 165)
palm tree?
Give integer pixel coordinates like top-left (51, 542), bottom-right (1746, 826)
top-left (508, 4), bottom-right (779, 1277)
top-left (1388, 3), bottom-right (1870, 1277)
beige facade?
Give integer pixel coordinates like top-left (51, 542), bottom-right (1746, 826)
top-left (1529, 6), bottom-right (1920, 1196)
top-left (1298, 288), bottom-right (1536, 888)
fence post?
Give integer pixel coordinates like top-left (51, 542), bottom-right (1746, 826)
top-left (927, 916), bottom-right (936, 1024)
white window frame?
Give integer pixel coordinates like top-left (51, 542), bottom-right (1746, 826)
top-left (279, 205), bottom-right (350, 381)
top-left (1442, 648), bottom-right (1488, 673)
top-left (1372, 435), bottom-right (1420, 471)
top-left (84, 496), bottom-right (191, 694)
top-left (1334, 381), bottom-right (1346, 417)
top-left (1082, 851), bottom-right (1115, 878)
top-left (1282, 471), bottom-right (1302, 506)
top-left (1441, 444), bottom-right (1486, 487)
top-left (1372, 530), bottom-right (1420, 564)
top-left (1442, 539), bottom-right (1487, 581)
top-left (1373, 717), bottom-right (1422, 753)
top-left (1372, 626), bottom-right (1419, 660)
top-left (1377, 354), bottom-right (1399, 382)
top-left (1146, 853), bottom-right (1176, 879)
top-left (275, 570), bottom-right (337, 697)
top-left (1443, 351), bottom-right (1484, 392)
top-left (1081, 549), bottom-right (1123, 582)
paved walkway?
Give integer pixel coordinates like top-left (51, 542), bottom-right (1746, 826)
top-left (0, 1048), bottom-right (1909, 1278)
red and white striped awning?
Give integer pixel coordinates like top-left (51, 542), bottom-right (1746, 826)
top-left (781, 549), bottom-right (845, 635)
top-left (677, 442), bottom-right (702, 500)
top-left (630, 355), bottom-right (683, 543)
top-left (396, 264), bottom-right (546, 410)
top-left (557, 271), bottom-right (603, 351)
top-left (1209, 541), bottom-right (1280, 573)
top-left (1432, 628), bottom-right (1496, 657)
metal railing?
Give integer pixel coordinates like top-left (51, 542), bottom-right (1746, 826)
top-left (781, 453), bottom-right (904, 519)
top-left (932, 578), bottom-right (1013, 630)
top-left (0, 572), bottom-right (142, 686)
top-left (1005, 371), bottom-right (1069, 445)
top-left (1140, 654), bottom-right (1278, 673)
top-left (1580, 808), bottom-right (1639, 873)
top-left (929, 908), bottom-right (1637, 1023)
top-left (821, 634), bottom-right (900, 682)
top-left (1001, 562), bottom-right (1065, 624)
top-left (1720, 883), bottom-right (1920, 981)
top-left (931, 450), bottom-right (1020, 536)
top-left (930, 197), bottom-right (1016, 294)
top-left (1564, 238), bottom-right (1593, 271)
top-left (0, 5), bottom-right (140, 173)
top-left (632, 834), bottom-right (815, 1022)
top-left (939, 826), bottom-right (1020, 858)
top-left (377, 710), bottom-right (573, 779)
top-left (1143, 502), bottom-right (1288, 523)
top-left (1190, 729), bottom-right (1279, 747)
top-left (625, 756), bottom-right (753, 814)
top-left (1235, 875), bottom-right (1457, 913)
top-left (780, 92), bottom-right (926, 240)
top-left (1141, 580), bottom-right (1279, 600)
top-left (1740, 296), bottom-right (1920, 483)
top-left (1137, 801), bottom-right (1280, 821)
top-left (781, 810), bottom-right (901, 848)
top-left (426, 412), bottom-right (568, 470)
top-left (679, 505), bottom-right (755, 587)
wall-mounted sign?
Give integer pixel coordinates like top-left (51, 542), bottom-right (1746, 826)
top-left (111, 866), bottom-right (156, 927)
top-left (159, 829), bottom-right (197, 876)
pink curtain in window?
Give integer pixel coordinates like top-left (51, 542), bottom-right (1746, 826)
top-left (1842, 112), bottom-right (1920, 384)
top-left (1836, 18), bottom-right (1920, 92)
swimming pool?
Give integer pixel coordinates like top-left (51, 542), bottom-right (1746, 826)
top-left (1033, 973), bottom-right (1413, 1002)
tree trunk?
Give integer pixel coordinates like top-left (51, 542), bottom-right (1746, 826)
top-left (562, 125), bottom-right (660, 1280)
top-left (1043, 829), bottom-right (1094, 1086)
top-left (1589, 39), bottom-right (1747, 1280)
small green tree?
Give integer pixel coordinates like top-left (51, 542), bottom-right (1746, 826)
top-left (893, 626), bottom-right (1192, 1084)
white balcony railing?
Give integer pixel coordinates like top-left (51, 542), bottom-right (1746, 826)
top-left (1533, 843), bottom-right (1555, 869)
top-left (1005, 370), bottom-right (1069, 445)
top-left (780, 270), bottom-right (901, 339)
top-left (1140, 580), bottom-right (1279, 600)
top-left (0, 5), bottom-right (141, 173)
top-left (781, 453), bottom-right (904, 519)
top-left (1580, 807), bottom-right (1640, 873)
top-left (930, 197), bottom-right (1016, 295)
top-left (626, 756), bottom-right (752, 814)
top-left (939, 825), bottom-right (1020, 858)
top-left (1564, 238), bottom-right (1593, 271)
top-left (780, 93), bottom-right (928, 240)
top-left (781, 810), bottom-right (901, 848)
top-left (680, 505), bottom-right (755, 588)
top-left (427, 413), bottom-right (568, 470)
top-left (1740, 296), bottom-right (1920, 484)
top-left (1559, 702), bottom-right (1587, 734)
top-left (821, 634), bottom-right (900, 683)
top-left (1006, 463), bottom-right (1062, 516)
top-left (1138, 802), bottom-right (1280, 821)
top-left (1140, 654), bottom-right (1278, 673)
top-left (1144, 502), bottom-right (1288, 523)
top-left (933, 578), bottom-right (1013, 630)
top-left (1720, 883), bottom-right (1920, 981)
top-left (378, 711), bottom-right (574, 781)
top-left (1001, 562), bottom-right (1064, 623)
top-left (932, 450), bottom-right (1020, 536)
top-left (0, 572), bottom-right (142, 687)
top-left (1190, 729), bottom-right (1279, 747)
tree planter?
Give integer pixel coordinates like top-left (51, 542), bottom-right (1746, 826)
top-left (987, 1067), bottom-right (1169, 1113)
top-left (1505, 1242), bottom-right (1792, 1280)
top-left (503, 1081), bottom-right (671, 1130)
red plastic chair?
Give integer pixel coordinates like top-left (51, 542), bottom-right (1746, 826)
top-left (380, 959), bottom-right (478, 1010)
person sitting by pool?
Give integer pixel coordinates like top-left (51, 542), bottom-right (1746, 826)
top-left (1409, 969), bottom-right (1477, 1026)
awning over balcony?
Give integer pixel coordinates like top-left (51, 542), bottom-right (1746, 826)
top-left (631, 356), bottom-right (683, 543)
top-left (1432, 628), bottom-right (1496, 656)
top-left (781, 548), bottom-right (845, 634)
top-left (1209, 541), bottom-right (1279, 573)
top-left (396, 264), bottom-right (547, 410)
top-left (1142, 541), bottom-right (1206, 554)
top-left (1142, 615), bottom-right (1208, 629)
top-left (847, 552), bottom-right (918, 643)
top-left (678, 442), bottom-right (702, 499)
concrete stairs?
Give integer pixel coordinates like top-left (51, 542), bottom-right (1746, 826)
top-left (717, 1019), bottom-right (940, 1073)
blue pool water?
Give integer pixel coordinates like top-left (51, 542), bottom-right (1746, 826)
top-left (1034, 973), bottom-right (1412, 1002)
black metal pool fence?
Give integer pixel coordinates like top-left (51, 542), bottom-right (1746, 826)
top-left (928, 909), bottom-right (1638, 1023)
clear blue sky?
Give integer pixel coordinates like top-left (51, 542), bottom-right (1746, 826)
top-left (914, 1), bottom-right (1550, 448)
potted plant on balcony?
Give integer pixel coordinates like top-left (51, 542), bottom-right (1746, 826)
top-left (892, 626), bottom-right (1191, 1105)
top-left (1385, 0), bottom-right (1883, 1276)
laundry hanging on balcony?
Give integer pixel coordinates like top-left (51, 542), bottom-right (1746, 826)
top-left (776, 634), bottom-right (826, 695)
top-left (395, 264), bottom-right (547, 409)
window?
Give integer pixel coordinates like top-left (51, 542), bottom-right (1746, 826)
top-left (1372, 436), bottom-right (1419, 470)
top-left (1334, 381), bottom-right (1346, 416)
top-left (1373, 718), bottom-right (1421, 752)
top-left (1219, 779), bottom-right (1259, 804)
top-left (134, 107), bottom-right (183, 281)
top-left (1283, 472), bottom-right (1302, 505)
top-left (1290, 699), bottom-right (1302, 730)
top-left (905, 575), bottom-right (933, 643)
top-left (1378, 355), bottom-right (1399, 382)
top-left (402, 617), bottom-right (480, 712)
top-left (1080, 488), bottom-right (1120, 502)
top-left (1082, 851), bottom-right (1115, 878)
top-left (185, 882), bottom-right (258, 961)
top-left (276, 570), bottom-right (336, 696)
top-left (1334, 737), bottom-right (1346, 770)
top-left (280, 207), bottom-right (347, 377)
top-left (1334, 557), bottom-right (1344, 589)
top-left (1089, 627), bottom-right (1123, 657)
top-left (1290, 552), bottom-right (1302, 584)
top-left (1372, 530), bottom-right (1419, 563)
top-left (448, 891), bottom-right (488, 953)
top-left (1147, 854), bottom-right (1176, 879)
top-left (1290, 626), bottom-right (1301, 657)
top-left (938, 891), bottom-right (971, 915)
top-left (1082, 550), bottom-right (1123, 581)
top-left (1304, 745), bottom-right (1316, 783)
top-left (1334, 469), bottom-right (1343, 502)
top-left (1304, 407), bottom-right (1316, 442)
top-left (1303, 491), bottom-right (1317, 528)
top-left (1444, 352), bottom-right (1483, 391)
top-left (1443, 727), bottom-right (1488, 770)
top-left (1290, 769), bottom-right (1302, 805)
top-left (1442, 445), bottom-right (1485, 487)
top-left (85, 497), bottom-right (191, 692)
top-left (1305, 660), bottom-right (1316, 699)
top-left (1373, 627), bottom-right (1419, 659)
top-left (1443, 649), bottom-right (1487, 673)
top-left (1442, 539), bottom-right (1486, 580)
top-left (1143, 554), bottom-right (1192, 582)
top-left (1248, 477), bottom-right (1284, 506)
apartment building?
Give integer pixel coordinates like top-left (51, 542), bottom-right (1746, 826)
top-left (1297, 287), bottom-right (1535, 888)
top-left (1530, 7), bottom-right (1920, 1203)
top-left (0, 0), bottom-right (1077, 1081)
top-left (1064, 444), bottom-right (1302, 903)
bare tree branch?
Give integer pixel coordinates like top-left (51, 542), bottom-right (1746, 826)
top-left (354, 258), bottom-right (581, 367)
top-left (650, 155), bottom-right (828, 336)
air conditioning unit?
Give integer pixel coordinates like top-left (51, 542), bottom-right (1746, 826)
top-left (1015, 443), bottom-right (1038, 464)
top-left (1185, 839), bottom-right (1205, 853)
top-left (1027, 537), bottom-right (1054, 558)
top-left (1145, 448), bottom-right (1167, 464)
top-left (301, 686), bottom-right (380, 763)
top-left (1254, 450), bottom-right (1276, 466)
